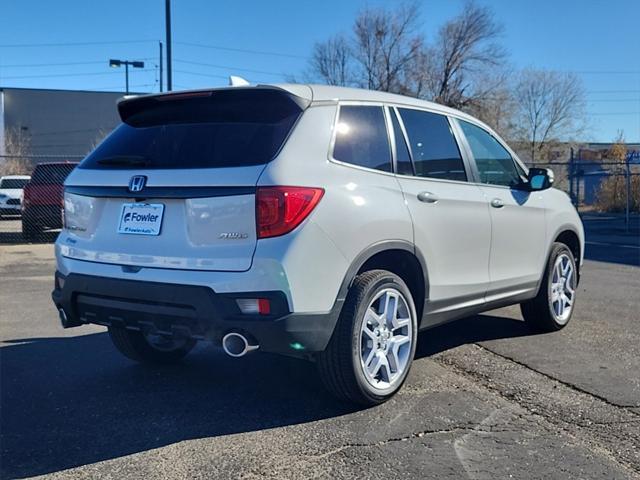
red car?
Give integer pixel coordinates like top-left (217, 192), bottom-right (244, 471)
top-left (22, 162), bottom-right (78, 240)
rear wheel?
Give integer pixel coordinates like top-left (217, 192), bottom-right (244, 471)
top-left (21, 219), bottom-right (38, 242)
top-left (318, 270), bottom-right (418, 406)
top-left (521, 242), bottom-right (578, 332)
top-left (108, 327), bottom-right (196, 364)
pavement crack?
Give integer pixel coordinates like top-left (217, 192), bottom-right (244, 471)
top-left (476, 343), bottom-right (640, 413)
top-left (308, 425), bottom-right (477, 459)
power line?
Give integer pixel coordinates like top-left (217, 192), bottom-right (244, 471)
top-left (173, 69), bottom-right (233, 80)
top-left (175, 41), bottom-right (308, 60)
top-left (1, 69), bottom-right (154, 79)
top-left (174, 59), bottom-right (284, 77)
top-left (588, 99), bottom-right (640, 103)
top-left (587, 89), bottom-right (640, 94)
top-left (0, 39), bottom-right (156, 48)
top-left (588, 112), bottom-right (640, 116)
top-left (571, 70), bottom-right (640, 75)
top-left (1, 58), bottom-right (153, 68)
top-left (173, 69), bottom-right (275, 85)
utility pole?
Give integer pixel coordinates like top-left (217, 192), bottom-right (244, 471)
top-left (159, 41), bottom-right (163, 92)
top-left (165, 0), bottom-right (172, 91)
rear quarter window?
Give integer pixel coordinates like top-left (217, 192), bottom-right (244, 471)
top-left (332, 105), bottom-right (392, 172)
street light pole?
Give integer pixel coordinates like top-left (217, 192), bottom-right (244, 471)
top-left (109, 59), bottom-right (145, 94)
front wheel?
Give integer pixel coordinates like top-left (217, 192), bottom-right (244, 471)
top-left (108, 327), bottom-right (196, 364)
top-left (317, 270), bottom-right (418, 406)
top-left (521, 242), bottom-right (578, 332)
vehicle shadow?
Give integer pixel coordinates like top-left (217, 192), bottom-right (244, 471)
top-left (0, 332), bottom-right (357, 478)
top-left (415, 313), bottom-right (533, 358)
top-left (1, 313), bottom-right (533, 478)
top-left (0, 230), bottom-right (59, 244)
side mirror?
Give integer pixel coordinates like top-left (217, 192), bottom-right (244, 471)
top-left (527, 167), bottom-right (554, 191)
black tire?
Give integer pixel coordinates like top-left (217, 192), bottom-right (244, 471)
top-left (317, 270), bottom-right (418, 406)
top-left (21, 219), bottom-right (38, 242)
top-left (521, 242), bottom-right (578, 332)
top-left (108, 327), bottom-right (196, 364)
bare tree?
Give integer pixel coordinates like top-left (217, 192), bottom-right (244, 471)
top-left (351, 3), bottom-right (424, 93)
top-left (306, 3), bottom-right (425, 94)
top-left (0, 128), bottom-right (33, 176)
top-left (427, 1), bottom-right (506, 108)
top-left (513, 69), bottom-right (586, 163)
top-left (309, 34), bottom-right (353, 86)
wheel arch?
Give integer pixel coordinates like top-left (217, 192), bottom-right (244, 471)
top-left (337, 241), bottom-right (429, 321)
top-left (553, 227), bottom-right (582, 283)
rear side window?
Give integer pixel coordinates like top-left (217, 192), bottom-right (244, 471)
top-left (398, 109), bottom-right (467, 182)
top-left (333, 105), bottom-right (391, 172)
top-left (80, 89), bottom-right (305, 170)
top-left (459, 121), bottom-right (523, 187)
top-left (31, 165), bottom-right (77, 185)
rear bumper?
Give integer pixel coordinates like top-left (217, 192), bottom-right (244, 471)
top-left (51, 272), bottom-right (342, 357)
top-left (0, 206), bottom-right (21, 215)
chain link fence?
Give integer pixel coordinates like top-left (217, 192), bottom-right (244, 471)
top-left (0, 154), bottom-right (82, 244)
top-left (530, 160), bottom-right (640, 229)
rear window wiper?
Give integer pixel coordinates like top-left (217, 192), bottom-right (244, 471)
top-left (96, 155), bottom-right (151, 167)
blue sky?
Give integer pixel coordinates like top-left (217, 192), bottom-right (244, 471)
top-left (1, 0), bottom-right (639, 142)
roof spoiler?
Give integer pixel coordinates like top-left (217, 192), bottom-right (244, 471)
top-left (116, 86), bottom-right (311, 124)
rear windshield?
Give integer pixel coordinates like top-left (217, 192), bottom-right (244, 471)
top-left (80, 88), bottom-right (305, 170)
top-left (0, 178), bottom-right (29, 189)
top-left (31, 165), bottom-right (77, 185)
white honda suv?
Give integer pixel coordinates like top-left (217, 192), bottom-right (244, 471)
top-left (52, 84), bottom-right (584, 405)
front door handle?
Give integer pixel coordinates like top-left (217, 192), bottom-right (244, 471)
top-left (417, 191), bottom-right (439, 203)
top-left (491, 198), bottom-right (504, 208)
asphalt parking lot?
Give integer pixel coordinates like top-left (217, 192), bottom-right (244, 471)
top-left (1, 216), bottom-right (639, 479)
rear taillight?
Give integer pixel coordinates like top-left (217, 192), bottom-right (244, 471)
top-left (256, 186), bottom-right (324, 239)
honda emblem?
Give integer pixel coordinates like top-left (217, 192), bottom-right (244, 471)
top-left (128, 175), bottom-right (147, 193)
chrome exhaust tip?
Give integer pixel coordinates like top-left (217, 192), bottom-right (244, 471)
top-left (222, 332), bottom-right (259, 357)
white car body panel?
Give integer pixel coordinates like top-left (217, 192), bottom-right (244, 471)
top-left (55, 83), bottom-right (585, 323)
top-left (0, 175), bottom-right (30, 213)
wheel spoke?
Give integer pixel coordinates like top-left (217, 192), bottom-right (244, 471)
top-left (391, 316), bottom-right (410, 330)
top-left (363, 345), bottom-right (376, 368)
top-left (364, 307), bottom-right (381, 328)
top-left (368, 352), bottom-right (386, 378)
top-left (381, 291), bottom-right (398, 326)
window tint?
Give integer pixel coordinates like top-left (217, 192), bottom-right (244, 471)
top-left (81, 89), bottom-right (303, 170)
top-left (333, 106), bottom-right (391, 172)
top-left (459, 121), bottom-right (523, 187)
top-left (390, 109), bottom-right (413, 175)
top-left (398, 109), bottom-right (466, 181)
top-left (0, 178), bottom-right (29, 189)
top-left (31, 164), bottom-right (77, 185)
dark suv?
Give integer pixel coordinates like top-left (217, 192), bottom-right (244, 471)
top-left (22, 162), bottom-right (78, 240)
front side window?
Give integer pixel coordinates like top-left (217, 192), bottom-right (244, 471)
top-left (333, 105), bottom-right (392, 172)
top-left (397, 109), bottom-right (467, 182)
top-left (459, 121), bottom-right (523, 187)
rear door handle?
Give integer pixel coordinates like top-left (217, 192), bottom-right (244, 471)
top-left (417, 191), bottom-right (439, 204)
top-left (491, 198), bottom-right (504, 208)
